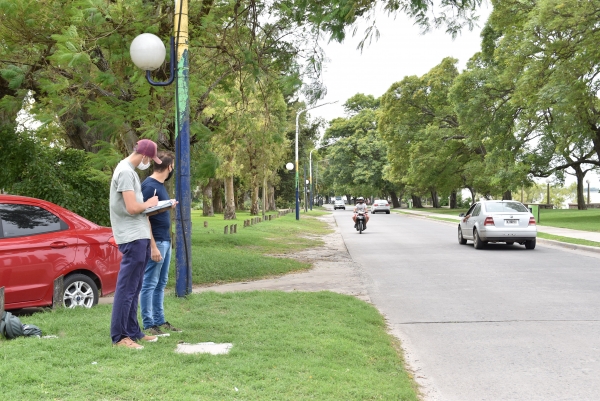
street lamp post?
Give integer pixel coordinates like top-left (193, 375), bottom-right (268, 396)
top-left (129, 0), bottom-right (192, 297)
top-left (295, 101), bottom-right (337, 220)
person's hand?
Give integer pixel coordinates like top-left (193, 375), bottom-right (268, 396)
top-left (170, 199), bottom-right (179, 209)
top-left (151, 245), bottom-right (162, 262)
top-left (146, 195), bottom-right (159, 208)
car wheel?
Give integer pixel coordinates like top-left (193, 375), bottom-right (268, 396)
top-left (525, 238), bottom-right (536, 250)
top-left (63, 274), bottom-right (98, 308)
top-left (473, 228), bottom-right (485, 249)
top-left (386, 211), bottom-right (390, 214)
top-left (506, 242), bottom-right (514, 245)
top-left (458, 226), bottom-right (467, 245)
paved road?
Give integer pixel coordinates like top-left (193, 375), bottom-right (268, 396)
top-left (333, 209), bottom-right (600, 401)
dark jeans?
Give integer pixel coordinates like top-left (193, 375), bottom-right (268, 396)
top-left (110, 239), bottom-right (150, 343)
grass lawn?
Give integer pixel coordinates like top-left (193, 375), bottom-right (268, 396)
top-left (1, 292), bottom-right (419, 401)
top-left (535, 208), bottom-right (600, 231)
top-left (181, 210), bottom-right (331, 286)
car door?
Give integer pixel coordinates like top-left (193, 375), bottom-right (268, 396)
top-left (460, 203), bottom-right (478, 239)
top-left (468, 204), bottom-right (483, 235)
top-left (0, 203), bottom-right (78, 306)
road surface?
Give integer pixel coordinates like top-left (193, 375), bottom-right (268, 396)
top-left (334, 209), bottom-right (600, 401)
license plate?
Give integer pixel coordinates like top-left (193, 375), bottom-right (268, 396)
top-left (505, 219), bottom-right (519, 225)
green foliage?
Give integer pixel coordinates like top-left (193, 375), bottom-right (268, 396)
top-left (321, 97), bottom-right (395, 198)
top-left (0, 125), bottom-right (110, 226)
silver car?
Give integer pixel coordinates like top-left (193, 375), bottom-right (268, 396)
top-left (371, 199), bottom-right (390, 214)
top-left (458, 200), bottom-right (537, 249)
top-left (333, 199), bottom-right (346, 210)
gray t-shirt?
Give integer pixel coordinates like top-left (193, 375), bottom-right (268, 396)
top-left (355, 203), bottom-right (367, 212)
top-left (109, 159), bottom-right (151, 244)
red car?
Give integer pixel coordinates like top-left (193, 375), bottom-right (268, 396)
top-left (0, 195), bottom-right (120, 310)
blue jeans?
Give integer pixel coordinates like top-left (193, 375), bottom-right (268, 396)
top-left (110, 239), bottom-right (150, 343)
top-left (140, 240), bottom-right (171, 329)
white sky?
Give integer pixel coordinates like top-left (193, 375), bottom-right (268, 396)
top-left (309, 4), bottom-right (492, 123)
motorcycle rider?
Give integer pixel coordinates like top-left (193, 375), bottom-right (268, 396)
top-left (353, 197), bottom-right (370, 229)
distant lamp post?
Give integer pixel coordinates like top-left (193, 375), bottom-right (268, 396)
top-left (286, 162), bottom-right (294, 171)
top-left (294, 101), bottom-right (338, 220)
top-left (587, 179), bottom-right (590, 207)
top-left (546, 179), bottom-right (551, 205)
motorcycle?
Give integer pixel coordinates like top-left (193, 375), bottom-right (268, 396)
top-left (355, 211), bottom-right (366, 234)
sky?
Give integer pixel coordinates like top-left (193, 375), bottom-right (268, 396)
top-left (308, 4), bottom-right (492, 124)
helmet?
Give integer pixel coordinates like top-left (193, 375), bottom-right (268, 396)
top-left (357, 197), bottom-right (364, 202)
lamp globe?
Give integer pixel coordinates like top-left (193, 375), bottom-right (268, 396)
top-left (130, 33), bottom-right (166, 71)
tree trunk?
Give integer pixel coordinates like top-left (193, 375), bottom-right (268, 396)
top-left (450, 190), bottom-right (457, 209)
top-left (467, 187), bottom-right (476, 205)
top-left (411, 195), bottom-right (423, 208)
top-left (250, 174), bottom-right (259, 215)
top-left (502, 190), bottom-right (512, 200)
top-left (346, 194), bottom-right (352, 205)
top-left (224, 175), bottom-right (236, 220)
top-left (213, 179), bottom-right (224, 214)
top-left (575, 165), bottom-right (586, 210)
top-left (202, 179), bottom-right (214, 217)
top-left (268, 185), bottom-right (276, 211)
top-left (389, 191), bottom-right (400, 208)
top-left (430, 189), bottom-right (440, 208)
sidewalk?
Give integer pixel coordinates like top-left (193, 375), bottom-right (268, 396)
top-left (398, 208), bottom-right (600, 252)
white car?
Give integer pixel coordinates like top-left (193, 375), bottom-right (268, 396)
top-left (371, 199), bottom-right (390, 214)
top-left (458, 200), bottom-right (537, 249)
top-left (333, 200), bottom-right (346, 210)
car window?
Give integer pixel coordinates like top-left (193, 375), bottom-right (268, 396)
top-left (466, 204), bottom-right (477, 215)
top-left (0, 203), bottom-right (68, 239)
top-left (472, 204), bottom-right (482, 216)
top-left (484, 202), bottom-right (529, 213)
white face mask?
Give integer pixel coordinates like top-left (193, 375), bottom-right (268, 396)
top-left (137, 156), bottom-right (151, 171)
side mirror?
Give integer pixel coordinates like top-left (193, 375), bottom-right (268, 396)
top-left (459, 213), bottom-right (465, 217)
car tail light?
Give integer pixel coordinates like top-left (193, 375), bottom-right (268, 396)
top-left (108, 236), bottom-right (118, 248)
top-left (374, 203), bottom-right (378, 206)
top-left (484, 216), bottom-right (495, 226)
top-left (528, 217), bottom-right (536, 226)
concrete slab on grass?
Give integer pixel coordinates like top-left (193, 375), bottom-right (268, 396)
top-left (175, 342), bottom-right (233, 355)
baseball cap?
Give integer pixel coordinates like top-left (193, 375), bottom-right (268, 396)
top-left (135, 139), bottom-right (162, 164)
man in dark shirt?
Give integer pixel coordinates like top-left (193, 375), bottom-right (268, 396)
top-left (140, 151), bottom-right (181, 336)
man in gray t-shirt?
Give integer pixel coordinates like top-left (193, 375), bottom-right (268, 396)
top-left (109, 139), bottom-right (162, 350)
top-left (353, 197), bottom-right (370, 229)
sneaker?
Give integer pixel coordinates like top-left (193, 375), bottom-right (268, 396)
top-left (140, 335), bottom-right (158, 342)
top-left (160, 321), bottom-right (182, 332)
top-left (114, 337), bottom-right (144, 350)
top-left (146, 326), bottom-right (170, 337)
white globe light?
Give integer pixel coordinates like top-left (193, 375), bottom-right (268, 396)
top-left (285, 162), bottom-right (294, 171)
top-left (130, 33), bottom-right (166, 71)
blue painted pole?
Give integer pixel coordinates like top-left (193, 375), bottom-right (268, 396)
top-left (175, 0), bottom-right (192, 297)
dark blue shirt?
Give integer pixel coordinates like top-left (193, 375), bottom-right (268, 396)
top-left (141, 177), bottom-right (171, 242)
